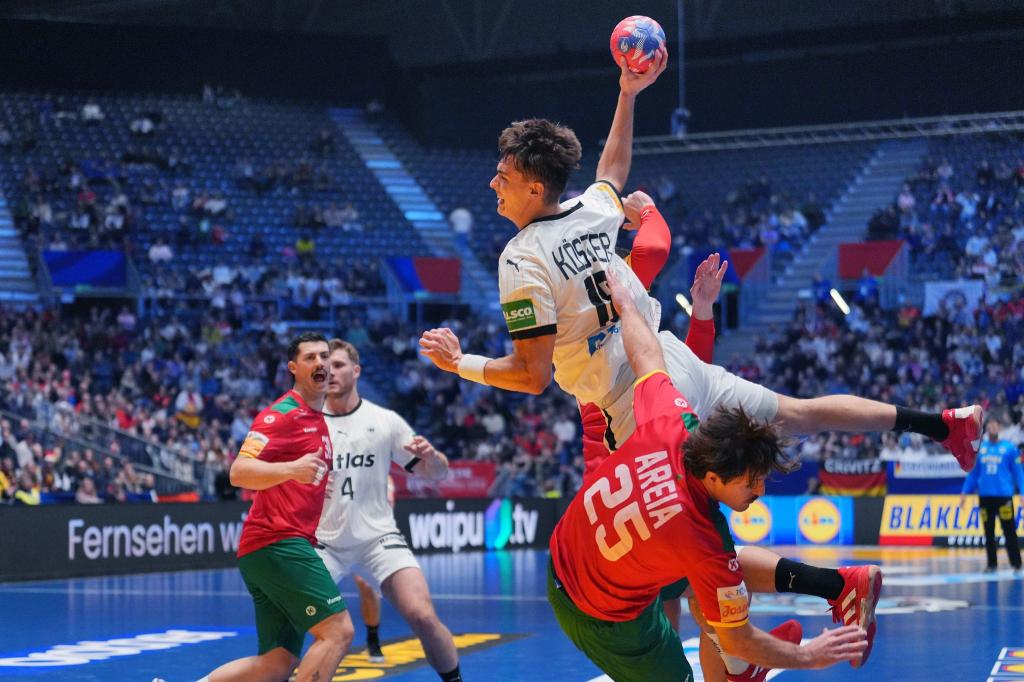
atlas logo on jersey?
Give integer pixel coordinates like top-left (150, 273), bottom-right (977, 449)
top-left (334, 451), bottom-right (376, 469)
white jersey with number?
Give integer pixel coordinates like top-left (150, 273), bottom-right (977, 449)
top-left (498, 180), bottom-right (661, 408)
top-left (316, 399), bottom-right (417, 548)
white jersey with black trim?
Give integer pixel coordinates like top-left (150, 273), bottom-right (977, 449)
top-left (498, 180), bottom-right (661, 407)
top-left (316, 399), bottom-right (417, 548)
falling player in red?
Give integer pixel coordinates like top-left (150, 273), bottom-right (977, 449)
top-left (581, 199), bottom-right (881, 682)
top-left (548, 272), bottom-right (870, 682)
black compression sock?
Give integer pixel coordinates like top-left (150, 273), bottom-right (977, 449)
top-left (775, 557), bottom-right (844, 601)
top-left (366, 625), bottom-right (380, 646)
top-left (893, 406), bottom-right (949, 441)
top-left (439, 665), bottom-right (462, 682)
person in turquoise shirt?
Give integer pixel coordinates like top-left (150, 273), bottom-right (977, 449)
top-left (961, 417), bottom-right (1024, 574)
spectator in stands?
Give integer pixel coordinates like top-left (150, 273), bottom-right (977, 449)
top-left (174, 383), bottom-right (204, 429)
top-left (81, 99), bottom-right (105, 124)
top-left (313, 128), bottom-right (337, 156)
top-left (75, 477), bottom-right (102, 504)
top-left (130, 114), bottom-right (155, 136)
top-left (897, 183), bottom-right (916, 214)
top-left (296, 233), bottom-right (315, 266)
top-left (812, 273), bottom-right (832, 305)
top-left (448, 206), bottom-right (473, 249)
top-left (855, 268), bottom-right (879, 305)
top-left (338, 202), bottom-right (362, 231)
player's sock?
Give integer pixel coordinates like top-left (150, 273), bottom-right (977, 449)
top-left (893, 406), bottom-right (949, 441)
top-left (367, 624), bottom-right (380, 647)
top-left (775, 558), bottom-right (844, 601)
top-left (438, 664), bottom-right (462, 681)
top-left (195, 677), bottom-right (210, 682)
top-left (706, 632), bottom-right (749, 675)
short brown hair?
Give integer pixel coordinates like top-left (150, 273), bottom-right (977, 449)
top-left (498, 119), bottom-right (582, 204)
top-left (683, 407), bottom-right (798, 485)
top-left (329, 338), bottom-right (360, 365)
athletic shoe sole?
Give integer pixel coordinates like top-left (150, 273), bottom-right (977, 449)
top-left (852, 566), bottom-right (883, 668)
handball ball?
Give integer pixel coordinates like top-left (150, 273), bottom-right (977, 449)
top-left (610, 15), bottom-right (666, 74)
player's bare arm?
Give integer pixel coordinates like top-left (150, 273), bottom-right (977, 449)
top-left (717, 621), bottom-right (866, 670)
top-left (230, 447), bottom-right (327, 490)
top-left (418, 327), bottom-right (555, 395)
top-left (596, 47), bottom-right (667, 192)
top-left (604, 269), bottom-right (666, 379)
top-left (404, 435), bottom-right (449, 481)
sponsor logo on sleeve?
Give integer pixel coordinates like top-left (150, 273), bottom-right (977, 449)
top-left (502, 298), bottom-right (537, 331)
top-left (239, 431), bottom-right (269, 459)
top-left (717, 582), bottom-right (750, 623)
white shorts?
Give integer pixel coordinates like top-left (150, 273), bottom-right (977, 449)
top-left (316, 531), bottom-right (421, 589)
top-left (602, 331), bottom-right (779, 450)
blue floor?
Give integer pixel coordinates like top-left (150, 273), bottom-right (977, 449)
top-left (0, 546), bottom-right (1021, 681)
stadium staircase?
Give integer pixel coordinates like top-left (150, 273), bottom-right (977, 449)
top-left (0, 191), bottom-right (37, 303)
top-left (328, 109), bottom-right (500, 317)
top-left (718, 138), bottom-right (928, 359)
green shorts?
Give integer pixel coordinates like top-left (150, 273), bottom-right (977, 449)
top-left (547, 562), bottom-right (693, 682)
top-left (660, 506), bottom-right (735, 602)
top-left (238, 537), bottom-right (348, 657)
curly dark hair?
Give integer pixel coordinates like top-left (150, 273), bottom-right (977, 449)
top-left (497, 118), bottom-right (582, 204)
top-left (683, 406), bottom-right (799, 485)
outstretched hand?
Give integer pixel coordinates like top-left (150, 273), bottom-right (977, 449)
top-left (802, 625), bottom-right (868, 669)
top-left (690, 252), bottom-right (728, 320)
top-left (418, 328), bottom-right (463, 373)
top-left (604, 268), bottom-right (634, 316)
top-left (618, 47), bottom-right (668, 97)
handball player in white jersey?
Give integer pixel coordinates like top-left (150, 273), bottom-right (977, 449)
top-left (315, 339), bottom-right (462, 682)
top-left (419, 46), bottom-right (982, 472)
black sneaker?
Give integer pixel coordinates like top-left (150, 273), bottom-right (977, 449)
top-left (983, 566), bottom-right (997, 574)
top-left (367, 640), bottom-right (385, 663)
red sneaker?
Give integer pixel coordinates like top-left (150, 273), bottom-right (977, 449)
top-left (724, 619), bottom-right (803, 682)
top-left (828, 565), bottom-right (883, 668)
top-left (940, 405), bottom-right (983, 472)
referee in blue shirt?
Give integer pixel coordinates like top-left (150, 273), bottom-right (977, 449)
top-left (961, 418), bottom-right (1024, 574)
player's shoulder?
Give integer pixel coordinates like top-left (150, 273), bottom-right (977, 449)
top-left (369, 400), bottom-right (413, 431)
top-left (253, 391), bottom-right (313, 429)
top-left (581, 180), bottom-right (624, 211)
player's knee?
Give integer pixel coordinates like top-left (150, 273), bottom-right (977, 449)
top-left (315, 612), bottom-right (354, 648)
top-left (405, 604), bottom-right (440, 633)
top-left (264, 648), bottom-right (299, 678)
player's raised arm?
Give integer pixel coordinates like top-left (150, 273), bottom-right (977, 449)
top-left (418, 327), bottom-right (554, 395)
top-left (605, 268), bottom-right (665, 379)
top-left (595, 47), bottom-right (667, 193)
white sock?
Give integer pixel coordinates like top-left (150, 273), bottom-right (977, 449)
top-left (706, 632), bottom-right (751, 675)
top-left (196, 677), bottom-right (210, 682)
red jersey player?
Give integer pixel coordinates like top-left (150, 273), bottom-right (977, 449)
top-left (547, 272), bottom-right (869, 682)
top-left (195, 332), bottom-right (354, 682)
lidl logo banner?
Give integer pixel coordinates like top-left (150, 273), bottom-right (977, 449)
top-left (727, 496), bottom-right (854, 546)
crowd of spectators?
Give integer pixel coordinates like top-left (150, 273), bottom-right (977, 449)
top-left (728, 289), bottom-right (1024, 465)
top-left (868, 147), bottom-right (1024, 285)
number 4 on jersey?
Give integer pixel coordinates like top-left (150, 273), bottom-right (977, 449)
top-left (584, 270), bottom-right (618, 327)
top-left (339, 477), bottom-right (354, 499)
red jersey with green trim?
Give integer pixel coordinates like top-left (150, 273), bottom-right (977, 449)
top-left (236, 390), bottom-right (333, 558)
top-left (550, 372), bottom-right (749, 628)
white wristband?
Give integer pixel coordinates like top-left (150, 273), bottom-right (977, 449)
top-left (457, 354), bottom-right (489, 385)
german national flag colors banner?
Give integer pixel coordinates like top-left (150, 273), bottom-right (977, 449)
top-left (818, 458), bottom-right (887, 497)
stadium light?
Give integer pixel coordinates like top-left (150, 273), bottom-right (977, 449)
top-left (830, 288), bottom-right (851, 315)
top-left (675, 293), bottom-right (692, 315)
